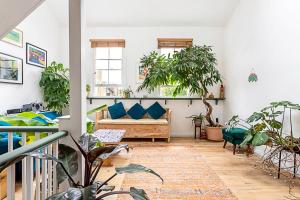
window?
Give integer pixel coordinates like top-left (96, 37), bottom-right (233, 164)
top-left (90, 39), bottom-right (125, 97)
top-left (158, 38), bottom-right (193, 97)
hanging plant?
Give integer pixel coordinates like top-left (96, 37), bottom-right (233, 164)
top-left (248, 68), bottom-right (258, 82)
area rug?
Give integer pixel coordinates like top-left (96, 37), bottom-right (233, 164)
top-left (117, 145), bottom-right (237, 200)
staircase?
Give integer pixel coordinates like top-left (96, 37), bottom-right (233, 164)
top-left (0, 0), bottom-right (44, 39)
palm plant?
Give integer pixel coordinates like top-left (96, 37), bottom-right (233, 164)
top-left (138, 46), bottom-right (222, 127)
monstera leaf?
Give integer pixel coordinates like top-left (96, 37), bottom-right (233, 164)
top-left (240, 131), bottom-right (253, 147)
top-left (252, 132), bottom-right (269, 146)
top-left (116, 164), bottom-right (163, 183)
top-left (46, 184), bottom-right (97, 200)
top-left (130, 187), bottom-right (150, 200)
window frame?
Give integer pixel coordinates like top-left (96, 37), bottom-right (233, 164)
top-left (93, 47), bottom-right (124, 97)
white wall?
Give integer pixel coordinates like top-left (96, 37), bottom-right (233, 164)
top-left (224, 0), bottom-right (300, 135)
top-left (0, 2), bottom-right (66, 114)
top-left (85, 26), bottom-right (225, 137)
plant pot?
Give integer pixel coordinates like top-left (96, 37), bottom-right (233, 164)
top-left (206, 126), bottom-right (223, 141)
top-left (194, 119), bottom-right (202, 126)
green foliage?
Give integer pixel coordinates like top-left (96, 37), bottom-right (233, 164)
top-left (0, 133), bottom-right (162, 200)
top-left (227, 100), bottom-right (300, 148)
top-left (137, 46), bottom-right (222, 126)
top-left (86, 84), bottom-right (91, 92)
top-left (39, 61), bottom-right (70, 114)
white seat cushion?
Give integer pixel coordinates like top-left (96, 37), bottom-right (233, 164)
top-left (98, 118), bottom-right (168, 125)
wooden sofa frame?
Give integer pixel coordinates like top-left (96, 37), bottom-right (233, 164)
top-left (96, 109), bottom-right (171, 142)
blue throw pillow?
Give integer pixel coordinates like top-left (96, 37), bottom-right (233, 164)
top-left (127, 103), bottom-right (146, 120)
top-left (147, 102), bottom-right (166, 119)
top-left (108, 102), bottom-right (127, 119)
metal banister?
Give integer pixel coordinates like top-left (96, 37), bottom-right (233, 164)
top-left (0, 126), bottom-right (59, 132)
top-left (0, 131), bottom-right (67, 166)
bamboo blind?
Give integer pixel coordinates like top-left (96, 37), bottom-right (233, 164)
top-left (90, 39), bottom-right (125, 48)
top-left (157, 38), bottom-right (193, 48)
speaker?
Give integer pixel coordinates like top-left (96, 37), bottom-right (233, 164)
top-left (22, 102), bottom-right (44, 112)
top-left (7, 108), bottom-right (23, 114)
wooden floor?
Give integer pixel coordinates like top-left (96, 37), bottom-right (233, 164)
top-left (6, 138), bottom-right (300, 200)
top-left (97, 138), bottom-right (300, 200)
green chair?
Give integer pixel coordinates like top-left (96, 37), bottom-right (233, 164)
top-left (222, 128), bottom-right (247, 155)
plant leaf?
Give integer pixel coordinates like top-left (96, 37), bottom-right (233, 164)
top-left (46, 184), bottom-right (97, 200)
top-left (116, 164), bottom-right (163, 183)
top-left (98, 144), bottom-right (129, 160)
top-left (78, 133), bottom-right (99, 153)
top-left (240, 131), bottom-right (253, 147)
top-left (57, 144), bottom-right (78, 184)
top-left (252, 132), bottom-right (269, 146)
top-left (130, 187), bottom-right (150, 200)
top-left (87, 104), bottom-right (107, 116)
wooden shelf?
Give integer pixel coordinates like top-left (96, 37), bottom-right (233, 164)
top-left (87, 96), bottom-right (225, 105)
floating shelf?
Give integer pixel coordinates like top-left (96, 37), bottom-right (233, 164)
top-left (87, 97), bottom-right (225, 105)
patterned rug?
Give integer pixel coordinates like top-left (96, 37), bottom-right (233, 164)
top-left (117, 145), bottom-right (237, 200)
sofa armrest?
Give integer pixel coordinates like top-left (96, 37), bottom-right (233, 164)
top-left (167, 109), bottom-right (172, 124)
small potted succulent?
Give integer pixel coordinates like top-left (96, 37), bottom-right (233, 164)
top-left (123, 86), bottom-right (133, 98)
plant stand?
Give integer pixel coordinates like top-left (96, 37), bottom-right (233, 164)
top-left (194, 124), bottom-right (202, 139)
top-left (277, 149), bottom-right (299, 179)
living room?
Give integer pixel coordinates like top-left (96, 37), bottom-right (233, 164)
top-left (0, 0), bottom-right (300, 199)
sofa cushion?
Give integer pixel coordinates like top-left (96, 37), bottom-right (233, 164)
top-left (127, 103), bottom-right (146, 120)
top-left (108, 102), bottom-right (127, 119)
top-left (147, 102), bottom-right (166, 119)
top-left (98, 118), bottom-right (168, 125)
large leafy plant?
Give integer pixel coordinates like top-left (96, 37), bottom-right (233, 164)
top-left (39, 61), bottom-right (70, 114)
top-left (138, 46), bottom-right (222, 127)
top-left (227, 101), bottom-right (300, 148)
top-left (0, 133), bottom-right (163, 200)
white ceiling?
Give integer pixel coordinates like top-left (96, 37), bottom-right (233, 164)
top-left (45, 0), bottom-right (240, 27)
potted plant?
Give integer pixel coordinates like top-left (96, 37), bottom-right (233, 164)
top-left (0, 134), bottom-right (163, 199)
top-left (123, 86), bottom-right (133, 98)
top-left (186, 113), bottom-right (204, 126)
top-left (86, 84), bottom-right (91, 97)
top-left (138, 46), bottom-right (223, 141)
top-left (39, 61), bottom-right (70, 115)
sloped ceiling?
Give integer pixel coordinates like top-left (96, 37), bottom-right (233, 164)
top-left (0, 0), bottom-right (44, 38)
top-left (46, 0), bottom-right (240, 27)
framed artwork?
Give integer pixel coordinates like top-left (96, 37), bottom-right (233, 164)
top-left (0, 53), bottom-right (23, 84)
top-left (1, 28), bottom-right (23, 47)
top-left (26, 43), bottom-right (47, 68)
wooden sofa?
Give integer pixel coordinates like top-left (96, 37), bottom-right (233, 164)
top-left (96, 108), bottom-right (171, 142)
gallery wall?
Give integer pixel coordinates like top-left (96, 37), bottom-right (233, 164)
top-left (224, 0), bottom-right (300, 136)
top-left (0, 2), bottom-right (66, 114)
top-left (85, 26), bottom-right (225, 137)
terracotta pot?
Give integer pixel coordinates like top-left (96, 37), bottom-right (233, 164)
top-left (206, 126), bottom-right (223, 141)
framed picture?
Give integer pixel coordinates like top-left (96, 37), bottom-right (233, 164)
top-left (0, 53), bottom-right (23, 84)
top-left (26, 43), bottom-right (47, 68)
top-left (1, 28), bottom-right (23, 47)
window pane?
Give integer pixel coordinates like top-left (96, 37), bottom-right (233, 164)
top-left (109, 47), bottom-right (122, 59)
top-left (160, 86), bottom-right (188, 97)
top-left (109, 70), bottom-right (122, 84)
top-left (94, 86), bottom-right (122, 97)
top-left (96, 48), bottom-right (109, 59)
top-left (95, 70), bottom-right (108, 84)
top-left (96, 60), bottom-right (108, 69)
top-left (109, 60), bottom-right (122, 69)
